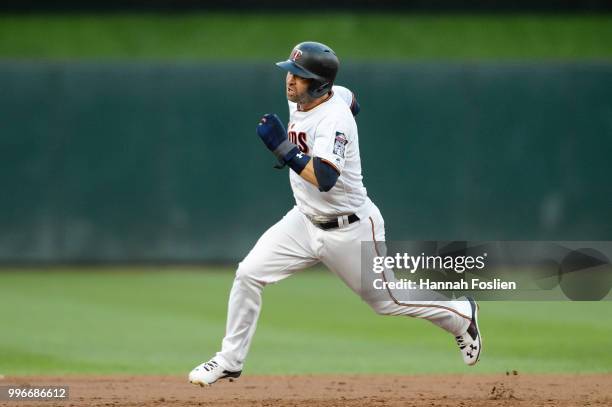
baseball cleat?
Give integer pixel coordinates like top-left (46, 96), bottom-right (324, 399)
top-left (188, 359), bottom-right (242, 387)
top-left (455, 296), bottom-right (482, 366)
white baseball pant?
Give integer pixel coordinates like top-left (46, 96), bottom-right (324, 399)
top-left (214, 203), bottom-right (471, 371)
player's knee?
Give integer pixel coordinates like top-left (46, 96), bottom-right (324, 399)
top-left (235, 261), bottom-right (265, 287)
top-left (236, 261), bottom-right (255, 280)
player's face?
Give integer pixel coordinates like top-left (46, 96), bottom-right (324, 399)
top-left (286, 72), bottom-right (311, 104)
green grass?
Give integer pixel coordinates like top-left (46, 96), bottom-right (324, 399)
top-left (0, 13), bottom-right (611, 60)
top-left (1, 268), bottom-right (611, 376)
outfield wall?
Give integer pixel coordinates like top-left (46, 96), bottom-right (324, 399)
top-left (1, 62), bottom-right (611, 262)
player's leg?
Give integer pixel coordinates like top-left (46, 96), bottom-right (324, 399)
top-left (319, 205), bottom-right (481, 364)
top-left (217, 207), bottom-right (318, 370)
top-left (189, 207), bottom-right (318, 385)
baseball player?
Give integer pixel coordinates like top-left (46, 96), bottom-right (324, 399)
top-left (189, 42), bottom-right (482, 386)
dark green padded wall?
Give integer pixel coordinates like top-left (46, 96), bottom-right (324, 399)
top-left (1, 62), bottom-right (611, 262)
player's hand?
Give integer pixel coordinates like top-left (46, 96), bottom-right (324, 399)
top-left (256, 113), bottom-right (287, 152)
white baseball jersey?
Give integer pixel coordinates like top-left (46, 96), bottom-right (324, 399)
top-left (287, 86), bottom-right (369, 219)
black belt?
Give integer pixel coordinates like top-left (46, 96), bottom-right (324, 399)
top-left (312, 214), bottom-right (360, 230)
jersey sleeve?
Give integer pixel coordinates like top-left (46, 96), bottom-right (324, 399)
top-left (332, 85), bottom-right (354, 106)
top-left (332, 85), bottom-right (358, 116)
top-left (312, 117), bottom-right (351, 173)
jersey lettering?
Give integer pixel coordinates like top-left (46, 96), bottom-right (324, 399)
top-left (297, 132), bottom-right (308, 153)
top-left (288, 130), bottom-right (309, 154)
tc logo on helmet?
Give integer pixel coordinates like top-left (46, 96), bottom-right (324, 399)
top-left (290, 49), bottom-right (303, 61)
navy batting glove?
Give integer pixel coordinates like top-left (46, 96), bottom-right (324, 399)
top-left (256, 113), bottom-right (287, 152)
top-left (256, 113), bottom-right (299, 166)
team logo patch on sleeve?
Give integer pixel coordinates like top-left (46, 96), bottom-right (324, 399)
top-left (333, 132), bottom-right (348, 158)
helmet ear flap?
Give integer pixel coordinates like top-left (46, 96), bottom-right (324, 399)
top-left (308, 80), bottom-right (332, 99)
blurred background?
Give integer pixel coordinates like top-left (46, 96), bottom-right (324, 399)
top-left (1, 0), bottom-right (612, 377)
top-left (1, 0), bottom-right (611, 264)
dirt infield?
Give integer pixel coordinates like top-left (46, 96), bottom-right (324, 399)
top-left (2, 373), bottom-right (611, 407)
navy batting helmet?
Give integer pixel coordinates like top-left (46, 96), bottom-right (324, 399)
top-left (276, 42), bottom-right (339, 99)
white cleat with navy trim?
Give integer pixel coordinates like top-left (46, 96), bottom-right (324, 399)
top-left (188, 359), bottom-right (242, 387)
top-left (455, 297), bottom-right (482, 366)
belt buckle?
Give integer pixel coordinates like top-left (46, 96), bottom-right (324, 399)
top-left (307, 214), bottom-right (353, 230)
top-left (307, 215), bottom-right (334, 230)
top-left (308, 215), bottom-right (331, 223)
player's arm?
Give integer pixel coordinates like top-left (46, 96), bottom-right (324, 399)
top-left (256, 114), bottom-right (339, 192)
top-left (288, 157), bottom-right (339, 192)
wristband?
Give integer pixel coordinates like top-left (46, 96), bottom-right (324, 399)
top-left (286, 148), bottom-right (311, 174)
